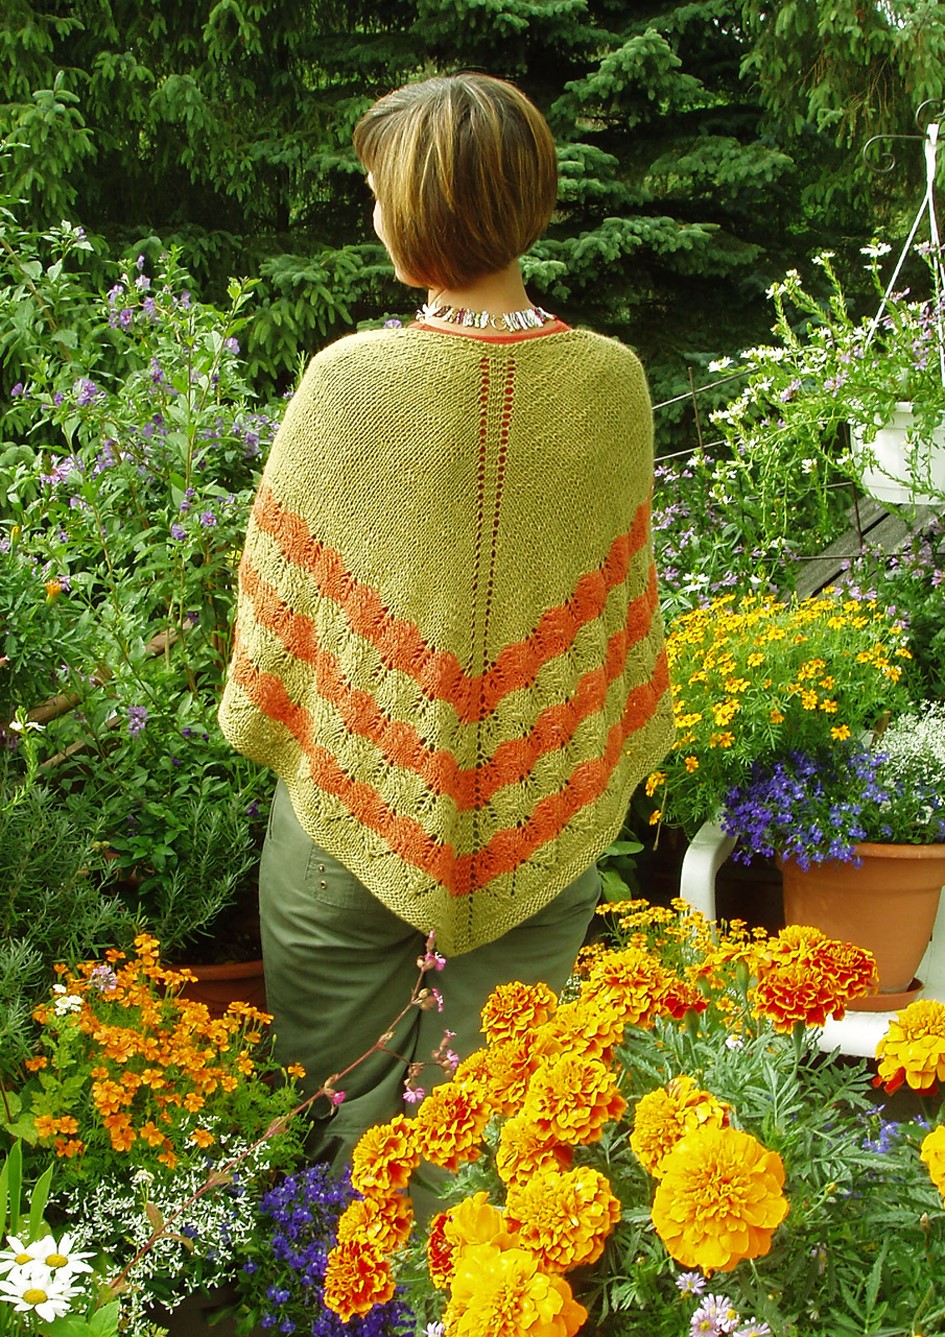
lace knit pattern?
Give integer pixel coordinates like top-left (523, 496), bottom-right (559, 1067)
top-left (219, 325), bottom-right (674, 954)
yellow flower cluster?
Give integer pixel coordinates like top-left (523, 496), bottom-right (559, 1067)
top-left (647, 590), bottom-right (912, 832)
top-left (26, 934), bottom-right (282, 1168)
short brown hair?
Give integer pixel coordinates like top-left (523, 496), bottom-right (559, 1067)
top-left (353, 74), bottom-right (558, 290)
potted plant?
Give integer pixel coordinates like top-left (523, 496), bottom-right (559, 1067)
top-left (722, 704), bottom-right (945, 1000)
top-left (647, 590), bottom-right (945, 996)
top-left (1, 245), bottom-right (287, 1001)
top-left (711, 242), bottom-right (945, 511)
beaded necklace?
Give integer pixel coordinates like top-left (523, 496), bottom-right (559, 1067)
top-left (417, 302), bottom-right (556, 332)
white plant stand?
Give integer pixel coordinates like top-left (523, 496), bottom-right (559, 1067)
top-left (678, 820), bottom-right (945, 1057)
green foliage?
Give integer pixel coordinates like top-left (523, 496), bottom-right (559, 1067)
top-left (4, 1), bottom-right (936, 445)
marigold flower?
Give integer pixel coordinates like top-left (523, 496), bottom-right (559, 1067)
top-left (336, 1193), bottom-right (413, 1255)
top-left (496, 1115), bottom-right (574, 1188)
top-left (583, 946), bottom-right (670, 1029)
top-left (350, 1115), bottom-right (420, 1197)
top-left (505, 1165), bottom-right (622, 1271)
top-left (541, 995), bottom-right (628, 1062)
top-left (322, 1239), bottom-right (395, 1321)
top-left (455, 1036), bottom-right (541, 1113)
top-left (523, 1052), bottom-right (626, 1146)
top-left (875, 998), bottom-right (945, 1095)
top-left (443, 1241), bottom-right (587, 1337)
top-left (630, 1077), bottom-right (729, 1177)
top-left (651, 1125), bottom-right (788, 1272)
top-left (427, 1190), bottom-right (519, 1290)
top-left (920, 1125), bottom-right (945, 1199)
top-left (480, 981), bottom-right (557, 1044)
top-left (414, 1082), bottom-right (491, 1171)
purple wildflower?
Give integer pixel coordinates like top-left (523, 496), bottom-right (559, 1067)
top-left (224, 337), bottom-right (240, 354)
top-left (10, 382), bottom-right (24, 397)
top-left (127, 705), bottom-right (149, 737)
top-left (170, 523), bottom-right (186, 541)
top-left (199, 510), bottom-right (216, 527)
top-left (73, 377), bottom-right (102, 406)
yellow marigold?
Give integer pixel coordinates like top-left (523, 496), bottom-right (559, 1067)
top-left (630, 1077), bottom-right (728, 1177)
top-left (920, 1125), bottom-right (945, 1199)
top-left (523, 1052), bottom-right (626, 1146)
top-left (350, 1115), bottom-right (420, 1197)
top-left (414, 1082), bottom-right (491, 1171)
top-left (496, 1114), bottom-right (574, 1189)
top-left (322, 1239), bottom-right (395, 1322)
top-left (505, 1165), bottom-right (621, 1271)
top-left (481, 981), bottom-right (557, 1045)
top-left (336, 1192), bottom-right (413, 1255)
top-left (427, 1189), bottom-right (520, 1290)
top-left (875, 999), bottom-right (945, 1095)
top-left (651, 1125), bottom-right (788, 1272)
top-left (443, 1241), bottom-right (587, 1337)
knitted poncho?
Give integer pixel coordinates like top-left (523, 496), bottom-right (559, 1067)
top-left (219, 323), bottom-right (674, 954)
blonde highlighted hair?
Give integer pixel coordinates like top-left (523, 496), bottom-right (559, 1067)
top-left (354, 73), bottom-right (558, 290)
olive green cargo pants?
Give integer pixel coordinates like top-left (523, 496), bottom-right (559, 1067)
top-left (259, 780), bottom-right (601, 1179)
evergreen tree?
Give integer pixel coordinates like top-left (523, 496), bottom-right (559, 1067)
top-left (2, 0), bottom-right (942, 445)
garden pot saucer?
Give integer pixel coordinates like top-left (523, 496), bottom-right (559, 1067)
top-left (848, 977), bottom-right (923, 1013)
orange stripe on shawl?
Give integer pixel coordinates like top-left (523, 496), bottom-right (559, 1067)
top-left (236, 556), bottom-right (662, 809)
top-left (248, 485), bottom-right (650, 723)
top-left (229, 643), bottom-right (670, 896)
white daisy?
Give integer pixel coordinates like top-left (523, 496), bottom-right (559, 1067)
top-left (0, 1263), bottom-right (81, 1322)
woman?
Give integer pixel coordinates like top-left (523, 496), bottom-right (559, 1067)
top-left (218, 73), bottom-right (674, 1170)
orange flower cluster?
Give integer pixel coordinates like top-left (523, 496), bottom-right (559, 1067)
top-left (749, 925), bottom-right (877, 1031)
top-left (875, 998), bottom-right (945, 1095)
top-left (651, 1125), bottom-right (789, 1272)
top-left (25, 934), bottom-right (284, 1169)
top-left (323, 931), bottom-right (713, 1333)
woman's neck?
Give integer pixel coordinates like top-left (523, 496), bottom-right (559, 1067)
top-left (422, 263), bottom-right (535, 320)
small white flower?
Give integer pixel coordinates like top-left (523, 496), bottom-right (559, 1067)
top-left (707, 356), bottom-right (734, 372)
top-left (860, 241), bottom-right (892, 258)
top-left (801, 458), bottom-right (818, 474)
top-left (425, 1325), bottom-right (445, 1337)
top-left (0, 1233), bottom-right (93, 1281)
top-left (6, 719), bottom-right (43, 733)
top-left (0, 1262), bottom-right (81, 1322)
top-left (725, 1035), bottom-right (744, 1050)
top-left (53, 993), bottom-right (83, 1016)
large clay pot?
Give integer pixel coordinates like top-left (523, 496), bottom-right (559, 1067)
top-left (780, 842), bottom-right (945, 1003)
top-left (178, 957), bottom-right (267, 1019)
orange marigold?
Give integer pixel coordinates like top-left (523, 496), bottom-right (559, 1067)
top-left (443, 1241), bottom-right (587, 1337)
top-left (920, 1125), bottom-right (945, 1199)
top-left (541, 995), bottom-right (628, 1062)
top-left (350, 1115), bottom-right (420, 1197)
top-left (875, 998), bottom-right (945, 1095)
top-left (505, 1165), bottom-right (621, 1271)
top-left (455, 1036), bottom-right (541, 1114)
top-left (749, 961), bottom-right (847, 1032)
top-left (630, 1076), bottom-right (728, 1177)
top-left (480, 981), bottom-right (557, 1044)
top-left (652, 1125), bottom-right (789, 1272)
top-left (523, 1053), bottom-right (626, 1146)
top-left (414, 1082), bottom-right (491, 1172)
top-left (322, 1239), bottom-right (395, 1322)
top-left (336, 1193), bottom-right (413, 1255)
top-left (582, 946), bottom-right (670, 1029)
top-left (496, 1115), bottom-right (573, 1189)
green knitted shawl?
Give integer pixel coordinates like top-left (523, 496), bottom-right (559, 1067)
top-left (219, 324), bottom-right (674, 954)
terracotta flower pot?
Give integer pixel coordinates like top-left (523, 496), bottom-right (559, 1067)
top-left (780, 842), bottom-right (945, 1001)
top-left (178, 956), bottom-right (267, 1019)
